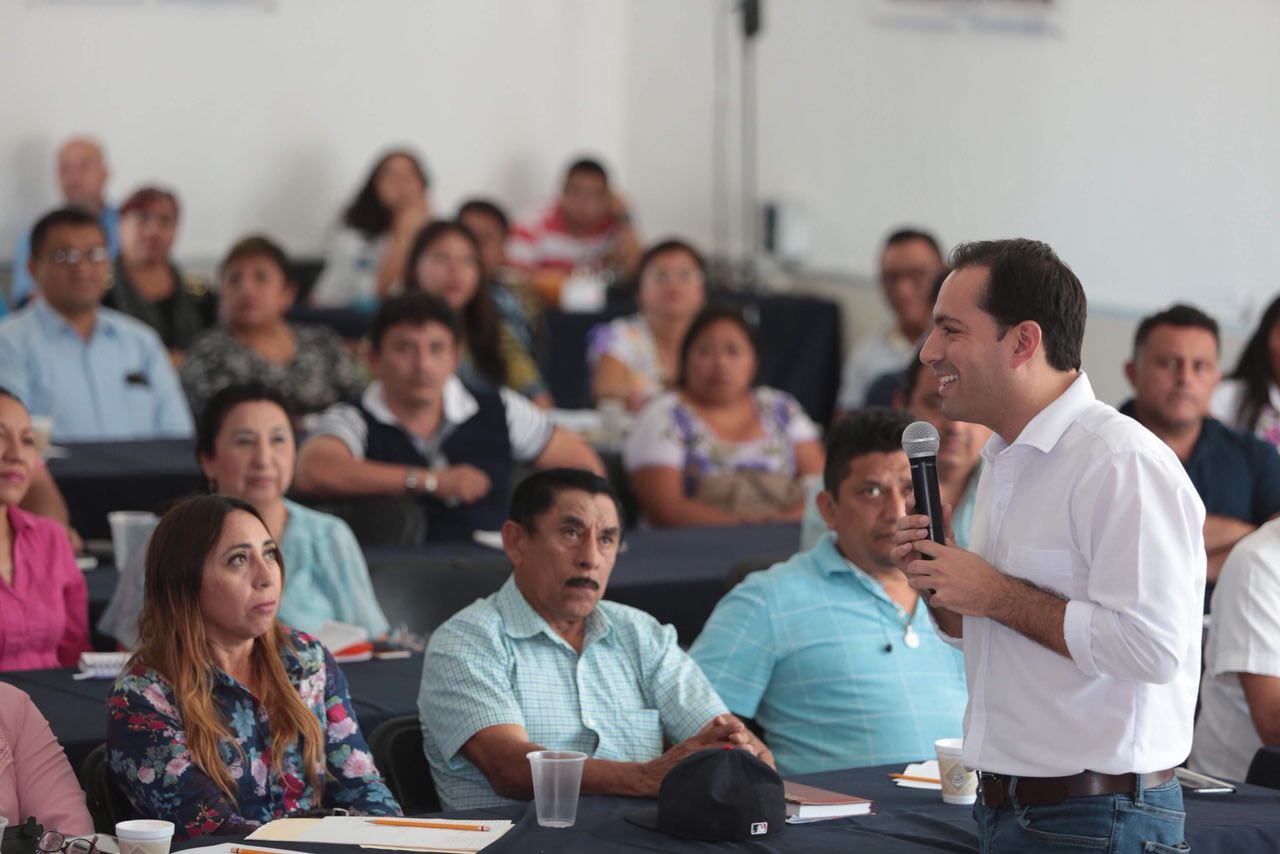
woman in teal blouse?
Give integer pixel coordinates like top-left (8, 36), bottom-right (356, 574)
top-left (100, 383), bottom-right (389, 646)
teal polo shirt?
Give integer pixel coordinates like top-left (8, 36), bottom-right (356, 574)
top-left (691, 534), bottom-right (968, 775)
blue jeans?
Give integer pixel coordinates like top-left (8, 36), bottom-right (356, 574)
top-left (973, 775), bottom-right (1189, 853)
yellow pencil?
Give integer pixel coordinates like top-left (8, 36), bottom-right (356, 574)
top-left (889, 773), bottom-right (941, 784)
top-left (366, 819), bottom-right (490, 832)
top-left (231, 847), bottom-right (304, 854)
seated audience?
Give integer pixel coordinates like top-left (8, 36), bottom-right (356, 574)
top-left (588, 239), bottom-right (707, 412)
top-left (419, 468), bottom-right (771, 809)
top-left (0, 682), bottom-right (94, 835)
top-left (9, 137), bottom-right (119, 311)
top-left (181, 236), bottom-right (364, 419)
top-left (0, 388), bottom-right (90, 671)
top-left (100, 383), bottom-right (390, 647)
top-left (1212, 294), bottom-right (1280, 450)
top-left (311, 149), bottom-right (431, 308)
top-left (837, 228), bottom-right (946, 412)
top-left (507, 158), bottom-right (642, 295)
top-left (104, 186), bottom-right (216, 362)
top-left (405, 221), bottom-right (550, 405)
top-left (1191, 517), bottom-right (1280, 781)
top-left (0, 208), bottom-right (192, 442)
top-left (624, 305), bottom-right (823, 526)
top-left (295, 294), bottom-right (601, 544)
top-left (1120, 305), bottom-right (1280, 601)
top-left (457, 198), bottom-right (538, 353)
top-left (107, 495), bottom-right (401, 840)
top-left (693, 410), bottom-right (967, 774)
top-left (801, 348), bottom-right (989, 550)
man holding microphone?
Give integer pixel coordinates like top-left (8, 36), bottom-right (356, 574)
top-left (894, 239), bottom-right (1203, 853)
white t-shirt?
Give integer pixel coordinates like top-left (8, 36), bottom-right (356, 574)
top-left (310, 226), bottom-right (390, 308)
top-left (1191, 518), bottom-right (1280, 781)
top-left (837, 326), bottom-right (916, 411)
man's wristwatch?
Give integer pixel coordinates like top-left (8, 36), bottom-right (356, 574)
top-left (405, 468), bottom-right (439, 495)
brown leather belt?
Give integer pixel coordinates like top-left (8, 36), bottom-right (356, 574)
top-left (978, 769), bottom-right (1176, 808)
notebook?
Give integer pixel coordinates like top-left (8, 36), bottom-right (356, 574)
top-left (783, 780), bottom-right (873, 822)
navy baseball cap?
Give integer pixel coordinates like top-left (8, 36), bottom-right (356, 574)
top-left (625, 748), bottom-right (785, 841)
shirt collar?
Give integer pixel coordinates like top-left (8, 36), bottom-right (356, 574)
top-left (5, 504), bottom-right (37, 535)
top-left (361, 376), bottom-right (477, 430)
top-left (495, 575), bottom-right (612, 651)
top-left (983, 371), bottom-right (1095, 460)
top-left (32, 299), bottom-right (117, 339)
top-left (814, 533), bottom-right (900, 606)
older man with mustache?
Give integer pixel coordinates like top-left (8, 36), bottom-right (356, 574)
top-left (418, 468), bottom-right (771, 810)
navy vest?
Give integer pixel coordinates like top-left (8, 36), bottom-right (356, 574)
top-left (358, 382), bottom-right (512, 541)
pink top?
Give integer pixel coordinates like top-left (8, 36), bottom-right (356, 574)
top-left (0, 505), bottom-right (90, 671)
top-left (0, 682), bottom-right (93, 834)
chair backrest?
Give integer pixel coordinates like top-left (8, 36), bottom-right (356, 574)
top-left (367, 716), bottom-right (441, 815)
top-left (1247, 745), bottom-right (1280, 790)
top-left (78, 743), bottom-right (133, 833)
top-left (369, 557), bottom-right (512, 636)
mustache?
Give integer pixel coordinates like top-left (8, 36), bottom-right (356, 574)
top-left (565, 577), bottom-right (600, 591)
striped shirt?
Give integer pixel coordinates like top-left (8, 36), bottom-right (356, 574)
top-left (418, 576), bottom-right (727, 809)
top-left (506, 203), bottom-right (622, 273)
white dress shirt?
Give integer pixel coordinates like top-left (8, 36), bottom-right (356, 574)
top-left (935, 372), bottom-right (1205, 777)
top-left (1190, 518), bottom-right (1280, 781)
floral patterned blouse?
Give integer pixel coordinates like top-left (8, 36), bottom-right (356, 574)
top-left (586, 314), bottom-right (664, 405)
top-left (105, 630), bottom-right (401, 840)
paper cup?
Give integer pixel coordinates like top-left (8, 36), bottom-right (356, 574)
top-left (527, 750), bottom-right (587, 828)
top-left (935, 738), bottom-right (977, 805)
top-left (107, 511), bottom-right (158, 570)
top-left (30, 415), bottom-right (54, 456)
top-left (115, 820), bottom-right (174, 854)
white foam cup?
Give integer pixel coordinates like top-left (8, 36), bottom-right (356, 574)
top-left (114, 819), bottom-right (174, 854)
top-left (935, 737), bottom-right (978, 805)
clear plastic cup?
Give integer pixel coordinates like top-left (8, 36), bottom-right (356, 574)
top-left (527, 749), bottom-right (587, 828)
top-left (0, 816), bottom-right (9, 836)
top-left (114, 819), bottom-right (174, 854)
top-left (107, 511), bottom-right (158, 570)
top-left (935, 737), bottom-right (978, 805)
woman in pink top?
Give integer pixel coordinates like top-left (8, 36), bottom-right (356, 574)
top-left (0, 682), bottom-right (93, 834)
top-left (0, 388), bottom-right (90, 671)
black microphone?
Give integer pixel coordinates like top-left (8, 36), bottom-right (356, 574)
top-left (902, 421), bottom-right (946, 553)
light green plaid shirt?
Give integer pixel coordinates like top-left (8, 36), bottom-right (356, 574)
top-left (418, 576), bottom-right (728, 809)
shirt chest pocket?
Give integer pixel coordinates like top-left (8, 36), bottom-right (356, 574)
top-left (1001, 542), bottom-right (1076, 599)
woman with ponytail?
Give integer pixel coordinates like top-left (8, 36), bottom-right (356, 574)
top-left (105, 495), bottom-right (400, 840)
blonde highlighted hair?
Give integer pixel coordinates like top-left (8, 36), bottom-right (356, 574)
top-left (134, 495), bottom-right (324, 800)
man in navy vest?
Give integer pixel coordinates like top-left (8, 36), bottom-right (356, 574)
top-left (296, 292), bottom-right (603, 543)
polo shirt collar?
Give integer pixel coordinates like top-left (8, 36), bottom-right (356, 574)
top-left (32, 299), bottom-right (117, 340)
top-left (983, 371), bottom-right (1095, 460)
top-left (361, 376), bottom-right (477, 430)
top-left (814, 533), bottom-right (901, 607)
top-left (495, 576), bottom-right (613, 651)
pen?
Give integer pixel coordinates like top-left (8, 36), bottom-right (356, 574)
top-left (366, 819), bottom-right (491, 832)
top-left (889, 773), bottom-right (942, 784)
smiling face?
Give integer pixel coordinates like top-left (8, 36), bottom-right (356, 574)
top-left (817, 450), bottom-right (914, 573)
top-left (120, 196), bottom-right (179, 265)
top-left (919, 266), bottom-right (1015, 430)
top-left (903, 365), bottom-right (991, 483)
top-left (683, 318), bottom-right (757, 406)
top-left (199, 400), bottom-right (295, 509)
top-left (1126, 324), bottom-right (1219, 434)
top-left (219, 254), bottom-right (295, 330)
top-left (198, 509), bottom-right (282, 649)
top-left (504, 489), bottom-right (621, 627)
top-left (413, 231), bottom-right (481, 311)
top-left (0, 396), bottom-right (36, 507)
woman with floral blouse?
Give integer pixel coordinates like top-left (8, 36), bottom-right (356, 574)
top-left (105, 495), bottom-right (400, 840)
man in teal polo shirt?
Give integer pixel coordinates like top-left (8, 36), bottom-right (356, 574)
top-left (418, 468), bottom-right (772, 810)
top-left (692, 409), bottom-right (968, 775)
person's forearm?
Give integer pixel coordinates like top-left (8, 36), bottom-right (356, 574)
top-left (986, 575), bottom-right (1069, 658)
top-left (642, 495), bottom-right (743, 527)
top-left (294, 453), bottom-right (410, 497)
top-left (581, 758), bottom-right (656, 799)
top-left (374, 232), bottom-right (414, 297)
top-left (1204, 514), bottom-right (1255, 554)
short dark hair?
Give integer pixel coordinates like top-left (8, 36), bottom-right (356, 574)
top-left (29, 207), bottom-right (105, 258)
top-left (196, 383), bottom-right (293, 461)
top-left (218, 235), bottom-right (292, 282)
top-left (884, 228), bottom-right (944, 263)
top-left (565, 157), bottom-right (609, 185)
top-left (457, 198), bottom-right (509, 235)
top-left (369, 291), bottom-right (462, 353)
top-left (823, 408), bottom-right (914, 494)
top-left (636, 238), bottom-right (706, 283)
top-left (120, 186), bottom-right (180, 219)
top-left (677, 304), bottom-right (760, 389)
top-left (508, 468), bottom-right (623, 534)
top-left (344, 149), bottom-right (430, 239)
top-left (948, 238), bottom-right (1087, 372)
top-left (0, 386), bottom-right (22, 407)
top-left (1132, 304), bottom-right (1220, 359)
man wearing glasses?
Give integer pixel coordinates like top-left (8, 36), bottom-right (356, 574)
top-left (0, 207), bottom-right (192, 442)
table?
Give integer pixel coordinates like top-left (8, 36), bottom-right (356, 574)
top-left (47, 440), bottom-right (203, 541)
top-left (0, 654), bottom-right (422, 773)
top-left (172, 763), bottom-right (1280, 853)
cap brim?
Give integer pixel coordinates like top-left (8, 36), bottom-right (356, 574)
top-left (623, 806), bottom-right (662, 832)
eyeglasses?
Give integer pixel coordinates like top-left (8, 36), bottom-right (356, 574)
top-left (48, 247), bottom-right (109, 266)
top-left (37, 832), bottom-right (98, 854)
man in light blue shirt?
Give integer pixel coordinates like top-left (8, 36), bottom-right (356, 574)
top-left (0, 208), bottom-right (192, 442)
top-left (693, 409), bottom-right (968, 775)
top-left (8, 137), bottom-right (119, 310)
top-left (418, 468), bottom-right (772, 810)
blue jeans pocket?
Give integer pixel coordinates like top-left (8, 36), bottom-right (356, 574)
top-left (1015, 798), bottom-right (1112, 850)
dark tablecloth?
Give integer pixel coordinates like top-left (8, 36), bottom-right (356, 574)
top-left (0, 654), bottom-right (422, 773)
top-left (172, 763), bottom-right (1280, 853)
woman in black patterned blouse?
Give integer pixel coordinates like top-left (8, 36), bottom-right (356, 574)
top-left (181, 236), bottom-right (364, 419)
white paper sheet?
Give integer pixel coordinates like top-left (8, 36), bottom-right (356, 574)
top-left (895, 759), bottom-right (943, 790)
top-left (291, 816), bottom-right (512, 853)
